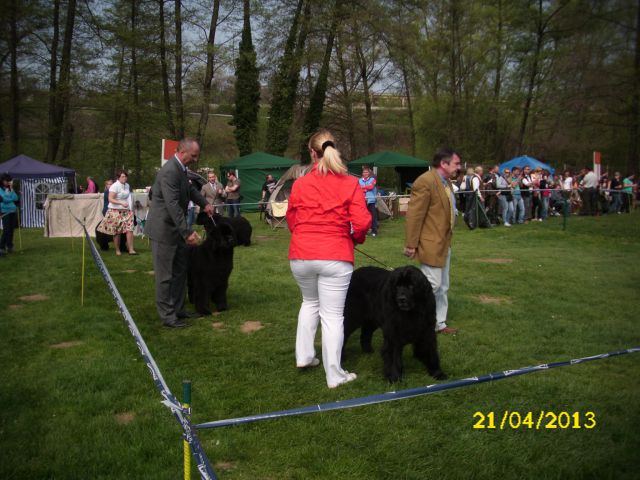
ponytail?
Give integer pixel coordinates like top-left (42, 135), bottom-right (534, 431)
top-left (308, 129), bottom-right (347, 176)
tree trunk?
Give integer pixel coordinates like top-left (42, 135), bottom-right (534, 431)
top-left (518, 3), bottom-right (543, 154)
top-left (400, 60), bottom-right (416, 157)
top-left (175, 0), bottom-right (185, 139)
top-left (196, 0), bottom-right (221, 147)
top-left (355, 35), bottom-right (375, 154)
top-left (9, 0), bottom-right (20, 157)
top-left (299, 3), bottom-right (339, 163)
top-left (159, 0), bottom-right (176, 138)
top-left (628, 0), bottom-right (640, 174)
top-left (48, 0), bottom-right (77, 164)
top-left (111, 44), bottom-right (129, 168)
top-left (131, 0), bottom-right (142, 185)
top-left (336, 33), bottom-right (356, 159)
top-left (46, 0), bottom-right (60, 163)
top-left (491, 0), bottom-right (503, 160)
top-left (448, 0), bottom-right (460, 139)
top-left (265, 0), bottom-right (307, 156)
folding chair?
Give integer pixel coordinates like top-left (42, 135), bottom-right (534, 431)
top-left (267, 200), bottom-right (288, 230)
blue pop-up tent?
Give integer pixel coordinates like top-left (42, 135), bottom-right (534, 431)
top-left (499, 155), bottom-right (555, 175)
top-left (0, 154), bottom-right (76, 227)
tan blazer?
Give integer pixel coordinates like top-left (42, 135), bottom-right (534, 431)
top-left (405, 169), bottom-right (454, 268)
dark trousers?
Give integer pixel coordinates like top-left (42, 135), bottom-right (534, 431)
top-left (367, 203), bottom-right (378, 234)
top-left (0, 212), bottom-right (16, 251)
top-left (582, 188), bottom-right (597, 215)
top-left (226, 198), bottom-right (240, 218)
top-left (151, 239), bottom-right (188, 324)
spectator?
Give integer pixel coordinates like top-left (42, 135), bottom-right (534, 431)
top-left (359, 166), bottom-right (378, 237)
top-left (97, 170), bottom-right (137, 256)
top-left (286, 129), bottom-right (371, 388)
top-left (579, 166), bottom-right (598, 216)
top-left (510, 167), bottom-right (525, 224)
top-left (260, 174), bottom-right (278, 213)
top-left (520, 166), bottom-right (533, 223)
top-left (85, 176), bottom-right (98, 193)
top-left (201, 171), bottom-right (226, 215)
top-left (531, 167), bottom-right (543, 221)
top-left (609, 172), bottom-right (623, 214)
top-left (102, 178), bottom-right (114, 216)
top-left (539, 170), bottom-right (551, 220)
top-left (224, 171), bottom-right (241, 218)
top-left (622, 173), bottom-right (635, 213)
top-left (496, 167), bottom-right (513, 226)
top-left (0, 174), bottom-right (19, 255)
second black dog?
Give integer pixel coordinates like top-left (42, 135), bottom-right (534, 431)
top-left (343, 265), bottom-right (447, 383)
top-left (187, 214), bottom-right (236, 315)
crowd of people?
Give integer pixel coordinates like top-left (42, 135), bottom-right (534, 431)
top-left (454, 165), bottom-right (638, 227)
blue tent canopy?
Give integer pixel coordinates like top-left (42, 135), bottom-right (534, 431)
top-left (0, 154), bottom-right (75, 178)
top-left (499, 156), bottom-right (555, 175)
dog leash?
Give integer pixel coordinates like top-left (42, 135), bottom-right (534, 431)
top-left (354, 246), bottom-right (394, 271)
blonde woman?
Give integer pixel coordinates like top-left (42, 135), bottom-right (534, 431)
top-left (97, 170), bottom-right (137, 255)
top-left (286, 129), bottom-right (371, 388)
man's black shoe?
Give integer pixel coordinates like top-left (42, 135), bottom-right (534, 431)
top-left (177, 311), bottom-right (203, 319)
top-left (163, 319), bottom-right (190, 328)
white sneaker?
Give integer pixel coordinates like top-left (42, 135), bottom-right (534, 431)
top-left (504, 223), bottom-right (511, 227)
top-left (328, 372), bottom-right (357, 389)
top-left (297, 358), bottom-right (320, 369)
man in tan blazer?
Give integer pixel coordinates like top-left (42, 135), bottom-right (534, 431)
top-left (404, 147), bottom-right (461, 334)
top-left (201, 171), bottom-right (225, 214)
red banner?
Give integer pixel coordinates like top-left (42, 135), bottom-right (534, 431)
top-left (161, 139), bottom-right (179, 166)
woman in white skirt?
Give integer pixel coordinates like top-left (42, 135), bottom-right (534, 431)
top-left (97, 170), bottom-right (137, 256)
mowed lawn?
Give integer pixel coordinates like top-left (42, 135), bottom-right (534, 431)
top-left (1, 211), bottom-right (639, 479)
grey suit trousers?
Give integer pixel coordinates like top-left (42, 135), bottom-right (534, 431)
top-left (151, 238), bottom-right (188, 324)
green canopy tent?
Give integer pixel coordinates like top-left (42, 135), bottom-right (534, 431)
top-left (220, 152), bottom-right (298, 212)
top-left (347, 151), bottom-right (430, 193)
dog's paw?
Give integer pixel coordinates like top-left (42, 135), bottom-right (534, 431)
top-left (431, 370), bottom-right (448, 380)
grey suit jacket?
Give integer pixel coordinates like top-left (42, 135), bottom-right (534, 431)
top-left (145, 156), bottom-right (208, 244)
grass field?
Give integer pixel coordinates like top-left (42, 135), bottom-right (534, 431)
top-left (1, 212), bottom-right (639, 479)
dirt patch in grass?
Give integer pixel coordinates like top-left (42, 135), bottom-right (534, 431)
top-left (50, 340), bottom-right (84, 349)
top-left (241, 321), bottom-right (263, 333)
top-left (255, 235), bottom-right (276, 241)
top-left (212, 322), bottom-right (225, 329)
top-left (476, 258), bottom-right (513, 264)
top-left (19, 294), bottom-right (49, 302)
top-left (215, 461), bottom-right (236, 472)
top-left (8, 304), bottom-right (22, 310)
top-left (114, 412), bottom-right (135, 425)
top-left (476, 295), bottom-right (512, 305)
top-left (122, 269), bottom-right (136, 274)
top-left (147, 271), bottom-right (154, 275)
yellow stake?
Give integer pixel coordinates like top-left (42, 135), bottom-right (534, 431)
top-left (81, 231), bottom-right (85, 306)
top-left (183, 400), bottom-right (191, 480)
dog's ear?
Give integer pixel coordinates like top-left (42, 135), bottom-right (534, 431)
top-left (196, 211), bottom-right (211, 226)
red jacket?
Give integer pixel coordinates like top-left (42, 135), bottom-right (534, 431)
top-left (287, 165), bottom-right (371, 263)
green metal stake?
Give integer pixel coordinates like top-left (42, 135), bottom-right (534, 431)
top-left (183, 380), bottom-right (192, 480)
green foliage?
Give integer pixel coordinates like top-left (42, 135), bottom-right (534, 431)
top-left (0, 213), bottom-right (639, 478)
top-left (265, 0), bottom-right (305, 157)
top-left (232, 3), bottom-right (261, 156)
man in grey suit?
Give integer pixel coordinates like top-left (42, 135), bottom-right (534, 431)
top-left (145, 138), bottom-right (214, 328)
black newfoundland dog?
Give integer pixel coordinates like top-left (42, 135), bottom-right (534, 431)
top-left (343, 265), bottom-right (447, 383)
top-left (187, 213), bottom-right (236, 315)
top-left (215, 214), bottom-right (252, 246)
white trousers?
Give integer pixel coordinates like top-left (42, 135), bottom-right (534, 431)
top-left (420, 248), bottom-right (451, 331)
top-left (290, 260), bottom-right (354, 387)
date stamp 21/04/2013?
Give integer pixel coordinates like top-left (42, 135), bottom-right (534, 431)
top-left (472, 411), bottom-right (596, 430)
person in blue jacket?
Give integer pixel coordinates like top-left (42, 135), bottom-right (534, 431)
top-left (0, 174), bottom-right (19, 255)
top-left (359, 166), bottom-right (378, 237)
